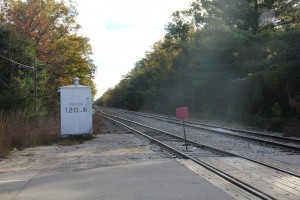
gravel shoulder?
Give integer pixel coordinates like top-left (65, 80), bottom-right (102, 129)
top-left (0, 118), bottom-right (245, 200)
top-left (0, 119), bottom-right (170, 200)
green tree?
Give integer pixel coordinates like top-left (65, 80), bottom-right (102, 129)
top-left (96, 0), bottom-right (300, 129)
top-left (0, 26), bottom-right (47, 112)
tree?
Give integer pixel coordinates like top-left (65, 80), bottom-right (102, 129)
top-left (165, 11), bottom-right (195, 42)
top-left (96, 0), bottom-right (300, 129)
top-left (2, 0), bottom-right (79, 60)
top-left (47, 35), bottom-right (96, 91)
top-left (181, 0), bottom-right (300, 33)
top-left (1, 0), bottom-right (96, 104)
top-left (0, 25), bottom-right (46, 112)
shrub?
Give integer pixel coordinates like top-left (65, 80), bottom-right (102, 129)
top-left (271, 102), bottom-right (282, 120)
top-left (0, 110), bottom-right (60, 158)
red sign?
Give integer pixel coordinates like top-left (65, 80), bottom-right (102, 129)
top-left (176, 107), bottom-right (189, 120)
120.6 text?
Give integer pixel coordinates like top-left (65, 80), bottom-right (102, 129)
top-left (65, 107), bottom-right (87, 113)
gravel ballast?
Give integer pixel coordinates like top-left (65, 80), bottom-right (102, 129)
top-left (102, 107), bottom-right (300, 170)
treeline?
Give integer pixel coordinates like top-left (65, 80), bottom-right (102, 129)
top-left (0, 0), bottom-right (96, 115)
top-left (96, 0), bottom-right (300, 131)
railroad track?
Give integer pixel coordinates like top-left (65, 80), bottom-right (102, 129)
top-left (96, 109), bottom-right (300, 200)
top-left (100, 107), bottom-right (300, 152)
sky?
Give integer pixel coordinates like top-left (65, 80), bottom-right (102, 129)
top-left (74, 0), bottom-right (192, 99)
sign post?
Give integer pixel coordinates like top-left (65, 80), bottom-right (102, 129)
top-left (176, 107), bottom-right (189, 151)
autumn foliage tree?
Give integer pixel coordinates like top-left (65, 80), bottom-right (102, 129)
top-left (0, 0), bottom-right (96, 113)
top-left (2, 0), bottom-right (78, 59)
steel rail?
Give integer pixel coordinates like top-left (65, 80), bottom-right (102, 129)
top-left (101, 111), bottom-right (235, 157)
top-left (127, 110), bottom-right (300, 143)
top-left (98, 110), bottom-right (300, 178)
top-left (103, 107), bottom-right (300, 151)
top-left (99, 112), bottom-right (274, 200)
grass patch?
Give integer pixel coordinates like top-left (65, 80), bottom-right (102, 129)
top-left (57, 134), bottom-right (95, 146)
